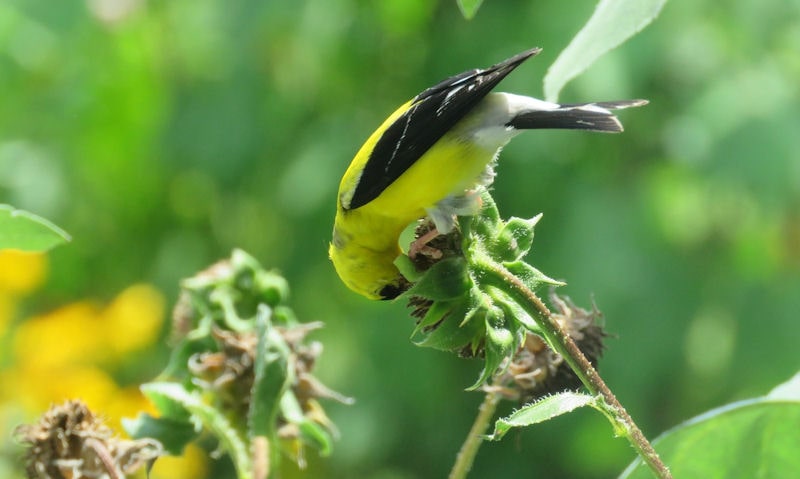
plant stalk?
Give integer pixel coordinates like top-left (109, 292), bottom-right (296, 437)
top-left (449, 390), bottom-right (501, 479)
top-left (485, 261), bottom-right (673, 479)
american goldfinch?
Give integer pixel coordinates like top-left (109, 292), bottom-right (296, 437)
top-left (330, 47), bottom-right (646, 300)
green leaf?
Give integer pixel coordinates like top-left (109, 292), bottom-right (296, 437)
top-left (543, 0), bottom-right (667, 102)
top-left (248, 305), bottom-right (290, 438)
top-left (619, 398), bottom-right (800, 478)
top-left (141, 382), bottom-right (253, 479)
top-left (412, 298), bottom-right (457, 332)
top-left (767, 372), bottom-right (800, 400)
top-left (504, 260), bottom-right (565, 289)
top-left (412, 301), bottom-right (481, 351)
top-left (159, 336), bottom-right (217, 380)
top-left (0, 204), bottom-right (70, 252)
top-left (456, 0), bottom-right (483, 19)
top-left (486, 285), bottom-right (540, 333)
top-left (298, 419), bottom-right (334, 457)
top-left (122, 414), bottom-right (198, 455)
top-left (140, 382), bottom-right (195, 422)
top-left (493, 215), bottom-right (541, 263)
top-left (469, 308), bottom-right (516, 390)
top-left (254, 270), bottom-right (290, 307)
top-left (487, 392), bottom-right (597, 440)
top-left (395, 254), bottom-right (423, 282)
top-left (406, 256), bottom-right (470, 301)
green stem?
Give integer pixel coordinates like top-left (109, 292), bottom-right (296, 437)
top-left (482, 261), bottom-right (673, 479)
top-left (449, 390), bottom-right (501, 479)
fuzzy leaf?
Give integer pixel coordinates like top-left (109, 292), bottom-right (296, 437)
top-left (413, 298), bottom-right (457, 332)
top-left (486, 285), bottom-right (540, 333)
top-left (406, 256), bottom-right (470, 300)
top-left (504, 261), bottom-right (565, 289)
top-left (0, 204), bottom-right (70, 252)
top-left (543, 0), bottom-right (667, 102)
top-left (494, 215), bottom-right (541, 262)
top-left (487, 392), bottom-right (597, 440)
top-left (412, 301), bottom-right (481, 351)
top-left (469, 308), bottom-right (516, 390)
top-left (620, 379), bottom-right (800, 479)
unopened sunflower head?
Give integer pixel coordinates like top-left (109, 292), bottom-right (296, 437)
top-left (396, 191), bottom-right (564, 388)
top-left (15, 400), bottom-right (161, 479)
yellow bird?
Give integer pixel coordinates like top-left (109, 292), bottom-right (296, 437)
top-left (330, 47), bottom-right (646, 300)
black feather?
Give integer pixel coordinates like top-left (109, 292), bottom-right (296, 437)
top-left (346, 48), bottom-right (542, 210)
top-left (507, 99), bottom-right (648, 133)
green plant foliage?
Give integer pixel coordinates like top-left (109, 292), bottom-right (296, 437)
top-left (543, 0), bottom-right (668, 101)
top-left (457, 0), bottom-right (484, 19)
top-left (122, 412), bottom-right (198, 456)
top-left (0, 205), bottom-right (70, 252)
top-left (124, 250), bottom-right (347, 478)
top-left (248, 306), bottom-right (290, 438)
top-left (487, 392), bottom-right (597, 441)
top-left (139, 382), bottom-right (254, 478)
top-left (620, 373), bottom-right (800, 478)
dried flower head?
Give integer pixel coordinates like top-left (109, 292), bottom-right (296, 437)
top-left (492, 292), bottom-right (606, 403)
top-left (188, 322), bottom-right (352, 428)
top-left (15, 400), bottom-right (161, 479)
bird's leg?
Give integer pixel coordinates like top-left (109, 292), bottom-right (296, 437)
top-left (408, 227), bottom-right (443, 259)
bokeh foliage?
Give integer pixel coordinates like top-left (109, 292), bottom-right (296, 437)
top-left (1, 0), bottom-right (799, 477)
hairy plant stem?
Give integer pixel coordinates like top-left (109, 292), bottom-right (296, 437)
top-left (449, 389), bottom-right (501, 479)
top-left (481, 261), bottom-right (673, 479)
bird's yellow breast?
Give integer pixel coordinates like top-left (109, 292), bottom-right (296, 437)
top-left (330, 118), bottom-right (496, 299)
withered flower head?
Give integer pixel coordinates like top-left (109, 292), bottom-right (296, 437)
top-left (15, 400), bottom-right (161, 479)
top-left (188, 322), bottom-right (352, 428)
top-left (492, 291), bottom-right (607, 403)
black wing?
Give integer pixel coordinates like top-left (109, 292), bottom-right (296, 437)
top-left (346, 47), bottom-right (542, 210)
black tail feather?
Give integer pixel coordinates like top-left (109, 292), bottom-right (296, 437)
top-left (508, 99), bottom-right (648, 133)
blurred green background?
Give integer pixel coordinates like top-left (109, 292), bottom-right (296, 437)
top-left (1, 0), bottom-right (799, 477)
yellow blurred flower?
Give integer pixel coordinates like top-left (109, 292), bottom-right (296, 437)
top-left (0, 275), bottom-right (208, 477)
top-left (102, 284), bottom-right (166, 355)
top-left (3, 364), bottom-right (117, 416)
top-left (150, 443), bottom-right (209, 479)
top-left (2, 284), bottom-right (166, 429)
top-left (0, 293), bottom-right (14, 337)
top-left (0, 250), bottom-right (48, 295)
top-left (11, 284), bottom-right (165, 368)
top-left (12, 301), bottom-right (106, 369)
top-left (0, 250), bottom-right (47, 335)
